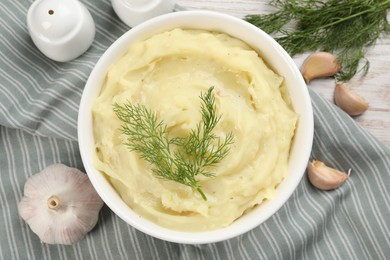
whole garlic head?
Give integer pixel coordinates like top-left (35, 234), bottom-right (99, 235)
top-left (18, 164), bottom-right (104, 245)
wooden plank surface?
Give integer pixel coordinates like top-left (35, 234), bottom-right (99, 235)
top-left (177, 0), bottom-right (390, 147)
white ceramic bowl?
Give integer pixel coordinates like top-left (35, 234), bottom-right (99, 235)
top-left (78, 10), bottom-right (313, 244)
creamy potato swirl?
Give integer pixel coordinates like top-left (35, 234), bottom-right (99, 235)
top-left (92, 29), bottom-right (297, 231)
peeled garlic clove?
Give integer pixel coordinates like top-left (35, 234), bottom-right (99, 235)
top-left (18, 164), bottom-right (104, 245)
top-left (307, 160), bottom-right (350, 190)
top-left (334, 83), bottom-right (368, 116)
top-left (301, 52), bottom-right (341, 83)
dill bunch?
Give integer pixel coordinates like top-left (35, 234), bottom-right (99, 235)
top-left (113, 87), bottom-right (234, 201)
top-left (245, 0), bottom-right (390, 81)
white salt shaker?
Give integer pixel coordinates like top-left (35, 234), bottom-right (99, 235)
top-left (111, 0), bottom-right (175, 28)
top-left (27, 0), bottom-right (95, 62)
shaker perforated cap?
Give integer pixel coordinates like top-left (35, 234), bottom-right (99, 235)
top-left (27, 0), bottom-right (95, 62)
top-left (111, 0), bottom-right (175, 28)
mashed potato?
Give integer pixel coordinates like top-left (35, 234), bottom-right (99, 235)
top-left (92, 28), bottom-right (298, 231)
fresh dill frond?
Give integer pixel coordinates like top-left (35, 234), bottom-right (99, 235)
top-left (113, 87), bottom-right (234, 201)
top-left (245, 0), bottom-right (390, 81)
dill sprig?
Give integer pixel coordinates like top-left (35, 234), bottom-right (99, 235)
top-left (245, 0), bottom-right (390, 81)
top-left (113, 87), bottom-right (234, 200)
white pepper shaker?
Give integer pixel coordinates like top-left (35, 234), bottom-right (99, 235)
top-left (27, 0), bottom-right (95, 62)
top-left (111, 0), bottom-right (175, 28)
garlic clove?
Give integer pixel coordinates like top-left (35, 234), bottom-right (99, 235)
top-left (307, 160), bottom-right (350, 190)
top-left (18, 164), bottom-right (104, 245)
top-left (301, 52), bottom-right (341, 83)
top-left (334, 83), bottom-right (369, 116)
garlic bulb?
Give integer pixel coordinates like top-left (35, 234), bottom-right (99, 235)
top-left (18, 164), bottom-right (104, 245)
top-left (334, 83), bottom-right (369, 116)
top-left (307, 160), bottom-right (350, 190)
top-left (301, 52), bottom-right (341, 83)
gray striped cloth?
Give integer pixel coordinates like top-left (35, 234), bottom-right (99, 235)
top-left (1, 1), bottom-right (389, 259)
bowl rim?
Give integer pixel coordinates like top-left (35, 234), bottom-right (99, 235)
top-left (78, 10), bottom-right (314, 244)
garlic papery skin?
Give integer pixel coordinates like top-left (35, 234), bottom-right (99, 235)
top-left (334, 83), bottom-right (369, 116)
top-left (301, 52), bottom-right (341, 83)
top-left (307, 160), bottom-right (350, 190)
top-left (18, 164), bottom-right (104, 245)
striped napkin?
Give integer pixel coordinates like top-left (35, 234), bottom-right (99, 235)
top-left (1, 1), bottom-right (389, 259)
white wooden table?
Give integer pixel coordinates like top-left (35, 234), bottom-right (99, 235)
top-left (177, 0), bottom-right (390, 147)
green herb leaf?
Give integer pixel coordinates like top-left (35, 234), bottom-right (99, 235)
top-left (113, 87), bottom-right (234, 200)
top-left (245, 0), bottom-right (390, 81)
